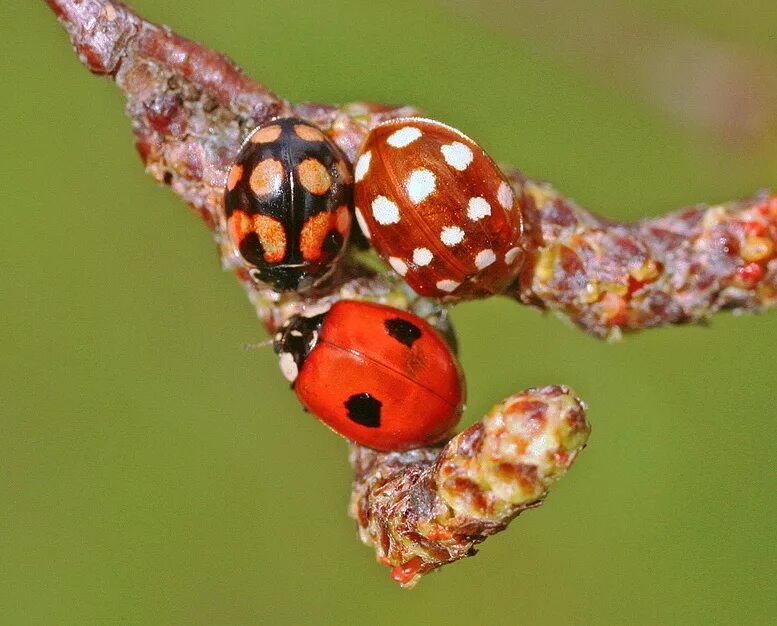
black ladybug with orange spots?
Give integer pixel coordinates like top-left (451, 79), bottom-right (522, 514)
top-left (224, 118), bottom-right (352, 291)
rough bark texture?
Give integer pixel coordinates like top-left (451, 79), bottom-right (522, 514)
top-left (47, 0), bottom-right (773, 585)
top-left (513, 174), bottom-right (776, 339)
top-left (350, 385), bottom-right (589, 587)
top-left (44, 0), bottom-right (777, 338)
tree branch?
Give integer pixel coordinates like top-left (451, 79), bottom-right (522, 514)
top-left (46, 0), bottom-right (771, 585)
top-left (350, 385), bottom-right (589, 587)
top-left (512, 174), bottom-right (776, 338)
top-left (45, 0), bottom-right (776, 339)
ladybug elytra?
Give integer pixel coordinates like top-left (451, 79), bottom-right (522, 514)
top-left (353, 117), bottom-right (524, 300)
top-left (273, 300), bottom-right (465, 451)
top-left (224, 117), bottom-right (352, 291)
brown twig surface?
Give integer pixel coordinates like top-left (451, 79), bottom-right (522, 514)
top-left (350, 386), bottom-right (589, 587)
top-left (47, 0), bottom-right (773, 585)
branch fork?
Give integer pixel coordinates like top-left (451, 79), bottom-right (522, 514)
top-left (47, 0), bottom-right (774, 586)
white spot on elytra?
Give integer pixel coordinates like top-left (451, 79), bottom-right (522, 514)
top-left (467, 197), bottom-right (491, 221)
top-left (279, 352), bottom-right (298, 382)
top-left (371, 195), bottom-right (400, 225)
top-left (354, 151), bottom-right (371, 182)
top-left (474, 249), bottom-right (496, 270)
top-left (440, 142), bottom-right (473, 171)
top-left (440, 225), bottom-right (465, 247)
top-left (354, 206), bottom-right (371, 238)
top-left (436, 279), bottom-right (460, 293)
top-left (505, 247), bottom-right (521, 264)
top-left (388, 257), bottom-right (408, 276)
top-left (405, 169), bottom-right (436, 204)
top-left (386, 126), bottom-right (422, 148)
top-left (413, 247), bottom-right (433, 266)
top-left (497, 181), bottom-right (514, 209)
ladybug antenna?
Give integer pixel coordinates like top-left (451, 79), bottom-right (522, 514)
top-left (242, 339), bottom-right (274, 351)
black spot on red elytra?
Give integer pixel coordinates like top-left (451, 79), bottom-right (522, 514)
top-left (384, 318), bottom-right (422, 348)
top-left (344, 393), bottom-right (382, 428)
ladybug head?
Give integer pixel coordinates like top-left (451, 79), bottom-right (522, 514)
top-left (272, 310), bottom-right (327, 383)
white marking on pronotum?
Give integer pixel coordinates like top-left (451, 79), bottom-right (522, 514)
top-left (386, 126), bottom-right (422, 148)
top-left (354, 151), bottom-right (372, 182)
top-left (497, 181), bottom-right (514, 209)
top-left (279, 352), bottom-right (299, 382)
top-left (440, 142), bottom-right (473, 171)
top-left (290, 330), bottom-right (303, 337)
top-left (467, 197), bottom-right (491, 221)
top-left (388, 257), bottom-right (408, 276)
top-left (413, 247), bottom-right (433, 266)
top-left (404, 169), bottom-right (436, 204)
top-left (440, 225), bottom-right (465, 246)
top-left (354, 206), bottom-right (371, 239)
top-left (474, 249), bottom-right (496, 270)
top-left (436, 279), bottom-right (460, 293)
top-left (371, 196), bottom-right (401, 225)
top-left (505, 247), bottom-right (521, 264)
top-left (301, 303), bottom-right (331, 318)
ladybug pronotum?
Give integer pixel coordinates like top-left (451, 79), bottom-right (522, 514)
top-left (224, 117), bottom-right (352, 291)
top-left (273, 300), bottom-right (465, 451)
top-left (353, 117), bottom-right (524, 300)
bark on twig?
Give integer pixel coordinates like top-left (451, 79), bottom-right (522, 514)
top-left (350, 385), bottom-right (589, 587)
top-left (513, 175), bottom-right (776, 338)
top-left (44, 0), bottom-right (777, 338)
top-left (46, 0), bottom-right (772, 585)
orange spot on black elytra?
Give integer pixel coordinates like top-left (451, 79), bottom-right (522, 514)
top-left (335, 204), bottom-right (351, 236)
top-left (297, 158), bottom-right (331, 195)
top-left (253, 214), bottom-right (287, 263)
top-left (299, 212), bottom-right (333, 261)
top-left (226, 163), bottom-right (243, 191)
top-left (228, 211), bottom-right (252, 248)
top-left (294, 124), bottom-right (325, 142)
top-left (249, 125), bottom-right (282, 144)
top-left (249, 159), bottom-right (284, 196)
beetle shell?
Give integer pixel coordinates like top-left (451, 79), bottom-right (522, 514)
top-left (273, 300), bottom-right (465, 451)
top-left (353, 117), bottom-right (524, 300)
top-left (224, 118), bottom-right (352, 291)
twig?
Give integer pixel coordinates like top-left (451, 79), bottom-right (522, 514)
top-left (350, 385), bottom-right (589, 587)
top-left (44, 0), bottom-right (776, 339)
top-left (46, 0), bottom-right (773, 585)
top-left (513, 176), bottom-right (776, 339)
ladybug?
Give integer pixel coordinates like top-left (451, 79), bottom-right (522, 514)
top-left (352, 117), bottom-right (524, 300)
top-left (224, 117), bottom-right (352, 291)
top-left (273, 300), bottom-right (465, 451)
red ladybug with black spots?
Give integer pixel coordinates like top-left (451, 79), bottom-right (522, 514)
top-left (273, 300), bottom-right (465, 451)
top-left (224, 117), bottom-right (352, 291)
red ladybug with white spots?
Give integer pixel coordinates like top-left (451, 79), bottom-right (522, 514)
top-left (352, 117), bottom-right (524, 300)
top-left (273, 300), bottom-right (465, 451)
top-left (224, 117), bottom-right (352, 291)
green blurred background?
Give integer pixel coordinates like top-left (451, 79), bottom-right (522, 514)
top-left (2, 1), bottom-right (776, 623)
